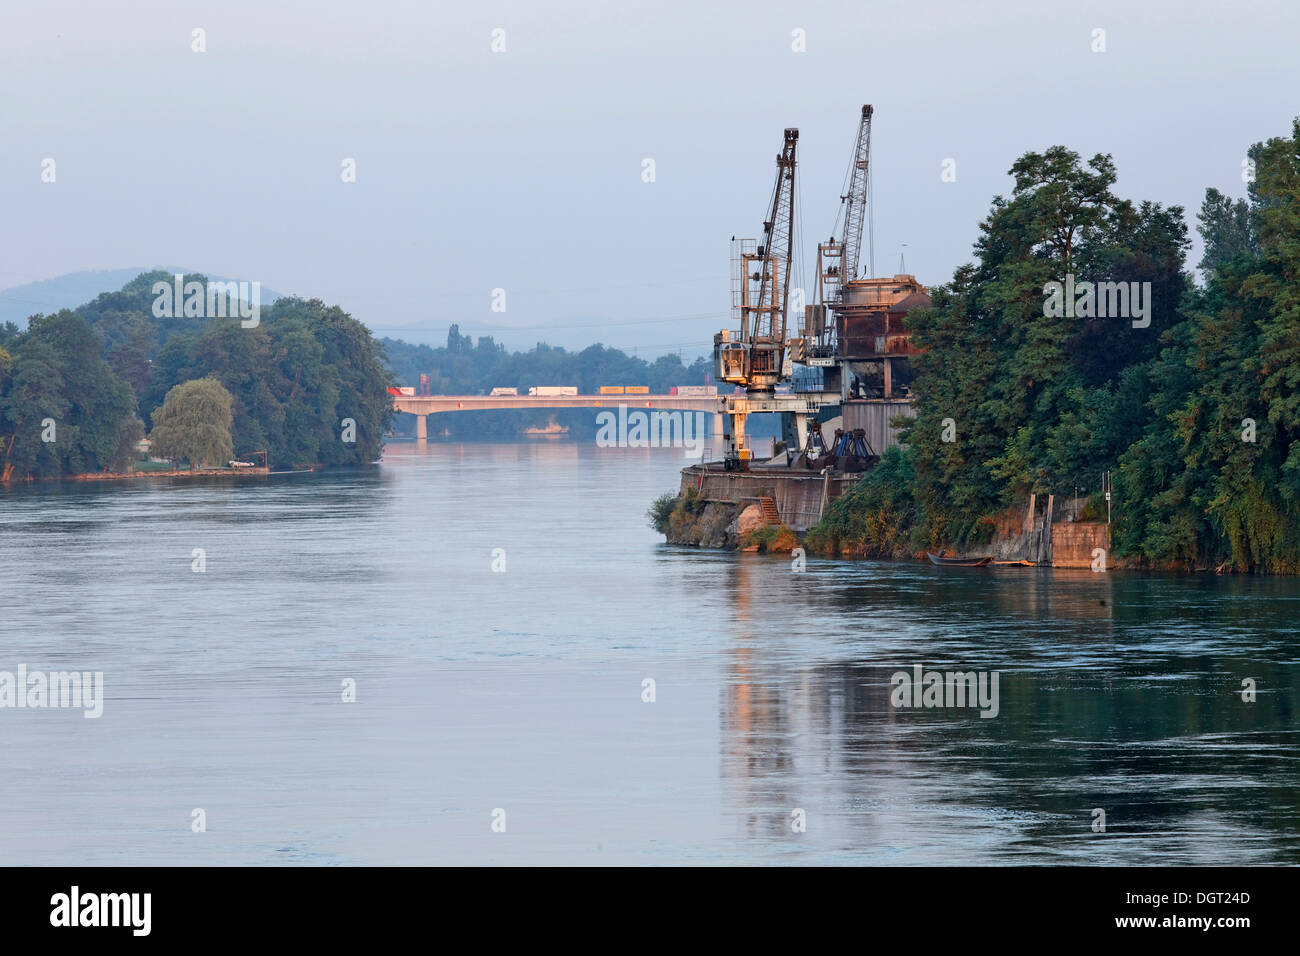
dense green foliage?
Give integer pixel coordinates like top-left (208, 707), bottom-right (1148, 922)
top-left (1112, 121), bottom-right (1300, 572)
top-left (139, 290), bottom-right (392, 467)
top-left (812, 119), bottom-right (1300, 572)
top-left (0, 272), bottom-right (392, 478)
top-left (648, 491), bottom-right (677, 535)
top-left (896, 145), bottom-right (1189, 550)
top-left (807, 447), bottom-right (919, 556)
top-left (149, 378), bottom-right (235, 468)
top-left (0, 311), bottom-right (140, 480)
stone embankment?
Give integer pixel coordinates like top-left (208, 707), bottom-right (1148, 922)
top-left (664, 495), bottom-right (798, 552)
top-left (662, 483), bottom-right (1111, 567)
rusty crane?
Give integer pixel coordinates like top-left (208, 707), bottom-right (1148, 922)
top-left (712, 128), bottom-right (838, 470)
top-left (803, 104), bottom-right (928, 402)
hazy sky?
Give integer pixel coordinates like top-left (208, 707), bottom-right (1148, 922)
top-left (3, 0), bottom-right (1297, 355)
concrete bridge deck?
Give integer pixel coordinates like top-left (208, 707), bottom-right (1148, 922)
top-left (393, 393), bottom-right (724, 439)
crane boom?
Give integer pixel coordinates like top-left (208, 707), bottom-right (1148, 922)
top-left (801, 105), bottom-right (875, 361)
top-left (839, 104), bottom-right (873, 292)
top-left (714, 124), bottom-right (855, 471)
top-left (754, 127), bottom-right (799, 348)
top-left (715, 127), bottom-right (799, 391)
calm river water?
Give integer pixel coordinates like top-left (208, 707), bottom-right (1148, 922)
top-left (1, 440), bottom-right (1297, 864)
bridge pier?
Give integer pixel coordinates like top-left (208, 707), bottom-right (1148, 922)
top-left (416, 414), bottom-right (428, 441)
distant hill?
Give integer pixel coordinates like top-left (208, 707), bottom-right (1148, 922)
top-left (0, 268), bottom-right (283, 325)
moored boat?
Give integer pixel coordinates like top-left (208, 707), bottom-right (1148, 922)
top-left (926, 553), bottom-right (993, 567)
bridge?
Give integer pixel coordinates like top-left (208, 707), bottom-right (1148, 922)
top-left (393, 394), bottom-right (725, 440)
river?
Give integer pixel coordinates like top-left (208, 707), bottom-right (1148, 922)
top-left (1, 439), bottom-right (1297, 864)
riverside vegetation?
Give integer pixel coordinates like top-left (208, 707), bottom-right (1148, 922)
top-left (658, 119), bottom-right (1300, 574)
top-left (0, 272), bottom-right (391, 479)
top-left (1, 272), bottom-right (714, 478)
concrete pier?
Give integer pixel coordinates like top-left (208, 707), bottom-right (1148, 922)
top-left (680, 462), bottom-right (863, 532)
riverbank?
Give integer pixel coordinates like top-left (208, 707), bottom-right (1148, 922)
top-left (656, 484), bottom-right (1119, 568)
top-left (2, 465), bottom-right (274, 484)
top-left (656, 490), bottom-right (800, 552)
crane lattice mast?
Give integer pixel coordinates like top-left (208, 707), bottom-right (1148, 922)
top-left (715, 127), bottom-right (799, 391)
top-left (751, 127), bottom-right (798, 350)
top-left (839, 104), bottom-right (873, 294)
top-left (804, 105), bottom-right (874, 360)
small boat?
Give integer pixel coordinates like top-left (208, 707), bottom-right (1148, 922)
top-left (522, 423), bottom-right (570, 438)
top-left (926, 552), bottom-right (993, 567)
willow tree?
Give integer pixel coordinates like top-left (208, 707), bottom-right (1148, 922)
top-left (150, 377), bottom-right (234, 469)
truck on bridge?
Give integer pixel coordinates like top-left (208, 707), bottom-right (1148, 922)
top-left (599, 385), bottom-right (651, 395)
top-left (528, 386), bottom-right (578, 397)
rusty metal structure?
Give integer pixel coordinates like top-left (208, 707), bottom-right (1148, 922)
top-left (794, 105), bottom-right (931, 402)
top-left (713, 127), bottom-right (839, 471)
top-left (708, 106), bottom-right (931, 472)
top-left (715, 128), bottom-right (799, 393)
top-left (832, 274), bottom-right (928, 398)
top-left (799, 104), bottom-right (873, 363)
top-left (788, 420), bottom-right (875, 471)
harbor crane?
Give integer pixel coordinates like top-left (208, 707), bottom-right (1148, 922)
top-left (714, 127), bottom-right (798, 394)
top-left (705, 105), bottom-right (920, 474)
top-left (799, 103), bottom-right (873, 365)
top-left (713, 128), bottom-right (837, 469)
top-left (802, 104), bottom-right (926, 402)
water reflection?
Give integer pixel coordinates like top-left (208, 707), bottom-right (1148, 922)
top-left (1, 441), bottom-right (1296, 864)
top-left (718, 554), bottom-right (1299, 862)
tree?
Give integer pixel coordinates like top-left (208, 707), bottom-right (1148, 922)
top-left (0, 311), bottom-right (139, 481)
top-left (899, 147), bottom-right (1184, 545)
top-left (447, 323), bottom-right (471, 354)
top-left (1197, 187), bottom-right (1254, 279)
top-left (0, 339), bottom-right (66, 481)
top-left (3, 275), bottom-right (397, 478)
top-left (808, 144), bottom-right (1191, 555)
top-left (1108, 119), bottom-right (1300, 570)
top-left (150, 378), bottom-right (234, 469)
